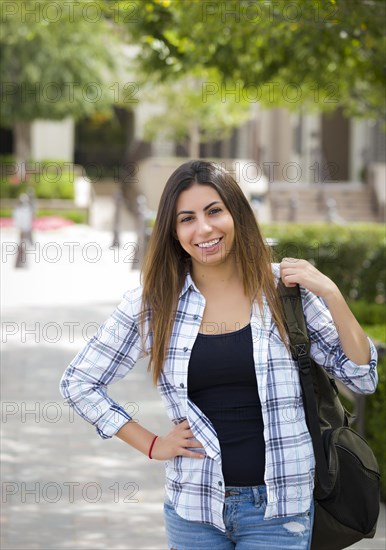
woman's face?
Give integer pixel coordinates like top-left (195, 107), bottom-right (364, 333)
top-left (175, 183), bottom-right (235, 269)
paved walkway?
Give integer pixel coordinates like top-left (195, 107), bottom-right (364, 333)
top-left (1, 224), bottom-right (385, 549)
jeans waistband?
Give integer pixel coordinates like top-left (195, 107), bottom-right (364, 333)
top-left (225, 484), bottom-right (266, 501)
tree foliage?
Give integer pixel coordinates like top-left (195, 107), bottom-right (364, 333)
top-left (0, 0), bottom-right (129, 126)
top-left (139, 67), bottom-right (252, 156)
top-left (123, 0), bottom-right (385, 118)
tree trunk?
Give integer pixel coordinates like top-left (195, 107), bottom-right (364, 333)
top-left (188, 121), bottom-right (200, 158)
top-left (14, 122), bottom-right (32, 180)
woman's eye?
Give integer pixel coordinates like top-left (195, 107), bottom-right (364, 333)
top-left (179, 208), bottom-right (221, 222)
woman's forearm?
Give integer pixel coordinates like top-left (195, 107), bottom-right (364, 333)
top-left (115, 420), bottom-right (156, 456)
top-left (323, 284), bottom-right (371, 365)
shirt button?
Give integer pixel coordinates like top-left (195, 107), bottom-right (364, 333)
top-left (183, 347), bottom-right (188, 352)
top-left (193, 315), bottom-right (198, 320)
top-left (180, 383), bottom-right (184, 388)
top-left (218, 481), bottom-right (223, 487)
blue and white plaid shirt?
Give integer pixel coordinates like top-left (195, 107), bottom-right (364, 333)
top-left (60, 265), bottom-right (378, 532)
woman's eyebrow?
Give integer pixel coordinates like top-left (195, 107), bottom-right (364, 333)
top-left (176, 201), bottom-right (221, 217)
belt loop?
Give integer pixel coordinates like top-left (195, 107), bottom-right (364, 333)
top-left (252, 486), bottom-right (261, 506)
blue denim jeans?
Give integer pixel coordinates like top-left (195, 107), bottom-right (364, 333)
top-left (164, 485), bottom-right (314, 550)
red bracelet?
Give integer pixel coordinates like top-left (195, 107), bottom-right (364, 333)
top-left (148, 435), bottom-right (158, 459)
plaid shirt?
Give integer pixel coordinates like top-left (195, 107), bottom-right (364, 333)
top-left (60, 265), bottom-right (378, 532)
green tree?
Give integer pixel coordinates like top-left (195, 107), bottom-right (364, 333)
top-left (0, 0), bottom-right (129, 165)
top-left (140, 67), bottom-right (252, 157)
top-left (122, 0), bottom-right (385, 119)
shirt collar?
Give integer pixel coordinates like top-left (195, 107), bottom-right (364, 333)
top-left (179, 271), bottom-right (201, 298)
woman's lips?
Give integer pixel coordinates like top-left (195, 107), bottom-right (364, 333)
top-left (195, 237), bottom-right (223, 252)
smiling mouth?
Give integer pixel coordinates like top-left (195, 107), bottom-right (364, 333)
top-left (195, 237), bottom-right (223, 248)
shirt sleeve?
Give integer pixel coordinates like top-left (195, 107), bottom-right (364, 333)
top-left (300, 286), bottom-right (378, 395)
top-left (59, 289), bottom-right (147, 438)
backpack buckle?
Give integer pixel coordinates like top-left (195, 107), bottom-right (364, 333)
top-left (295, 343), bottom-right (307, 356)
top-left (297, 353), bottom-right (311, 374)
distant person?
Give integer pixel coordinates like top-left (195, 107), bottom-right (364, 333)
top-left (60, 160), bottom-right (377, 549)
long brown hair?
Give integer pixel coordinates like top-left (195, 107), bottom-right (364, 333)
top-left (141, 160), bottom-right (287, 384)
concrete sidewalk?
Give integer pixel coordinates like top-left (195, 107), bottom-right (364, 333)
top-left (1, 224), bottom-right (170, 549)
top-left (1, 225), bottom-right (384, 549)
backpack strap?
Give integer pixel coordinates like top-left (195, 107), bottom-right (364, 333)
top-left (277, 279), bottom-right (331, 497)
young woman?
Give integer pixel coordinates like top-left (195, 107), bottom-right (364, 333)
top-left (60, 160), bottom-right (377, 550)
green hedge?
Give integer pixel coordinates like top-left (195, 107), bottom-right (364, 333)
top-left (362, 325), bottom-right (386, 342)
top-left (0, 176), bottom-right (28, 198)
top-left (365, 352), bottom-right (386, 501)
top-left (262, 223), bottom-right (385, 304)
top-left (341, 349), bottom-right (386, 501)
top-left (350, 301), bottom-right (385, 343)
top-left (262, 223), bottom-right (385, 499)
top-left (0, 157), bottom-right (75, 199)
top-left (0, 209), bottom-right (86, 224)
top-left (34, 174), bottom-right (74, 199)
top-left (348, 301), bottom-right (385, 325)
top-left (1, 172), bottom-right (74, 200)
top-left (35, 209), bottom-right (87, 223)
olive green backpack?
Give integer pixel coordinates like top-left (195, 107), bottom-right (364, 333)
top-left (278, 280), bottom-right (380, 550)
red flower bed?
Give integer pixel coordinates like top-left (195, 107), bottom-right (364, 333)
top-left (0, 216), bottom-right (75, 230)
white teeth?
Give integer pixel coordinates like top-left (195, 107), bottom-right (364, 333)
top-left (197, 238), bottom-right (220, 248)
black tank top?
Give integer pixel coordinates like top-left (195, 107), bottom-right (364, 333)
top-left (188, 324), bottom-right (265, 486)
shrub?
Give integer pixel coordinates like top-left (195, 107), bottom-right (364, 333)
top-left (32, 209), bottom-right (87, 224)
top-left (365, 354), bottom-right (386, 501)
top-left (0, 209), bottom-right (86, 224)
top-left (56, 178), bottom-right (74, 199)
top-left (35, 172), bottom-right (74, 200)
top-left (0, 177), bottom-right (28, 198)
top-left (262, 223), bottom-right (385, 304)
top-left (362, 325), bottom-right (386, 342)
top-left (349, 301), bottom-right (385, 326)
top-left (0, 155), bottom-right (26, 198)
top-left (0, 157), bottom-right (75, 200)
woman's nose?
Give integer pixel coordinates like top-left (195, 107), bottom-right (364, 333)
top-left (197, 217), bottom-right (212, 234)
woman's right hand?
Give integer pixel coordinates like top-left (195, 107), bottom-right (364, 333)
top-left (151, 419), bottom-right (205, 460)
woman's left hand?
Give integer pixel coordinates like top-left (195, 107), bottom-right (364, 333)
top-left (280, 258), bottom-right (372, 366)
top-left (280, 258), bottom-right (338, 300)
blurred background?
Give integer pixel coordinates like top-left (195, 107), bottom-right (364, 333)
top-left (1, 1), bottom-right (385, 549)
